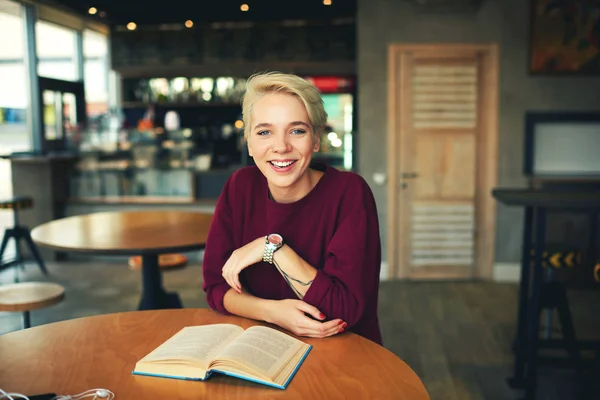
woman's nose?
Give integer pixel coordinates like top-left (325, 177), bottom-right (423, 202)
top-left (272, 134), bottom-right (291, 153)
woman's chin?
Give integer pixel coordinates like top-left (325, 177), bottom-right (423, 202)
top-left (267, 173), bottom-right (298, 189)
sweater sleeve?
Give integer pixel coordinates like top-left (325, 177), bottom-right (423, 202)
top-left (202, 174), bottom-right (237, 315)
top-left (301, 176), bottom-right (381, 328)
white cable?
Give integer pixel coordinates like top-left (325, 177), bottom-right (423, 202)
top-left (0, 389), bottom-right (29, 400)
top-left (1, 388), bottom-right (113, 400)
top-left (53, 389), bottom-right (114, 400)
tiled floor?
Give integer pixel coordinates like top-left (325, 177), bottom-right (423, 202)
top-left (1, 258), bottom-right (599, 399)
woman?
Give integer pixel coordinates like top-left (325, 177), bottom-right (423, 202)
top-left (202, 72), bottom-right (382, 344)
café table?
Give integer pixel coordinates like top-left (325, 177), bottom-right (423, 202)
top-left (30, 210), bottom-right (212, 310)
top-left (0, 308), bottom-right (430, 400)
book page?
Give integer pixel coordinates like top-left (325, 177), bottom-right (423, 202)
top-left (140, 324), bottom-right (244, 366)
top-left (213, 326), bottom-right (305, 378)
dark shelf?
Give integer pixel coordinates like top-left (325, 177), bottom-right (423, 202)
top-left (121, 101), bottom-right (241, 108)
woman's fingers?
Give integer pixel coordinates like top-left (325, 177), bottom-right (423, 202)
top-left (289, 301), bottom-right (347, 338)
top-left (221, 251), bottom-right (245, 294)
top-left (295, 300), bottom-right (327, 321)
top-left (301, 324), bottom-right (344, 338)
top-left (304, 320), bottom-right (346, 338)
top-left (222, 261), bottom-right (236, 292)
top-left (295, 315), bottom-right (345, 338)
top-left (232, 269), bottom-right (242, 293)
top-left (221, 257), bottom-right (242, 294)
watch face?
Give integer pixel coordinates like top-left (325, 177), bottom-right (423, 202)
top-left (268, 234), bottom-right (283, 245)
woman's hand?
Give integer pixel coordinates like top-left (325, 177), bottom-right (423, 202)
top-left (266, 299), bottom-right (347, 338)
top-left (222, 237), bottom-right (265, 293)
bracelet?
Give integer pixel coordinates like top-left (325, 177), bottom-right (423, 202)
top-left (273, 259), bottom-right (314, 286)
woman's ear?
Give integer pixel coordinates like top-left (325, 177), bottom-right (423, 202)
top-left (313, 134), bottom-right (321, 153)
top-left (246, 136), bottom-right (252, 157)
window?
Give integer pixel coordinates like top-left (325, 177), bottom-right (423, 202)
top-left (36, 20), bottom-right (78, 81)
top-left (0, 0), bottom-right (31, 157)
top-left (83, 29), bottom-right (109, 116)
top-left (0, 0), bottom-right (30, 253)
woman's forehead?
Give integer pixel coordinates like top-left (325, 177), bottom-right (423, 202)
top-left (251, 93), bottom-right (310, 123)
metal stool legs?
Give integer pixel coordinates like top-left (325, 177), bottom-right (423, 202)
top-left (0, 208), bottom-right (48, 280)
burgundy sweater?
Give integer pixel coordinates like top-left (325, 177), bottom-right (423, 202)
top-left (202, 164), bottom-right (383, 344)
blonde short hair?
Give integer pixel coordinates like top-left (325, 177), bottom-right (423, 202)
top-left (241, 72), bottom-right (328, 140)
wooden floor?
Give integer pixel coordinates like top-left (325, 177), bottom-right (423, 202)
top-left (1, 260), bottom-right (599, 399)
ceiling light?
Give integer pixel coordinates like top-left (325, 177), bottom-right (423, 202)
top-left (126, 22), bottom-right (137, 31)
top-left (88, 7), bottom-right (97, 14)
top-left (323, 0), bottom-right (332, 5)
top-left (240, 4), bottom-right (249, 11)
top-left (185, 20), bottom-right (194, 28)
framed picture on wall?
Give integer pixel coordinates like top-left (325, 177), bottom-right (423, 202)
top-left (530, 0), bottom-right (600, 74)
top-left (524, 112), bottom-right (600, 178)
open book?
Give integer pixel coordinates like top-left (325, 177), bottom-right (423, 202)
top-left (132, 324), bottom-right (312, 389)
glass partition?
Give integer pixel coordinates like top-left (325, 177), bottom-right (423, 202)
top-left (0, 0), bottom-right (31, 157)
top-left (36, 20), bottom-right (78, 81)
top-left (83, 29), bottom-right (109, 117)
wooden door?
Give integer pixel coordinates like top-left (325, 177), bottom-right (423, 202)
top-left (387, 44), bottom-right (499, 280)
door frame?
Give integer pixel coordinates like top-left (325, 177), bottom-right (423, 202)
top-left (38, 76), bottom-right (86, 154)
top-left (386, 43), bottom-right (499, 280)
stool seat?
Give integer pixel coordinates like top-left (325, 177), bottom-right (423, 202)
top-left (0, 282), bottom-right (64, 312)
top-left (128, 254), bottom-right (188, 271)
top-left (0, 196), bottom-right (33, 210)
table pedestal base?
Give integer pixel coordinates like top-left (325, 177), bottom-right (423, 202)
top-left (138, 254), bottom-right (183, 310)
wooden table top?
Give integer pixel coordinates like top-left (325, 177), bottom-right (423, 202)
top-left (0, 309), bottom-right (429, 400)
top-left (31, 210), bottom-right (213, 255)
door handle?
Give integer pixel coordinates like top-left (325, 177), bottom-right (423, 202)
top-left (401, 172), bottom-right (418, 179)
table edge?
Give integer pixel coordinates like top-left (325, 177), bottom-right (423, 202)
top-left (29, 235), bottom-right (206, 256)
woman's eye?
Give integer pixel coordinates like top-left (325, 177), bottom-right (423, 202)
top-left (291, 129), bottom-right (306, 135)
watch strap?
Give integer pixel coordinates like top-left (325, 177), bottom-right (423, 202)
top-left (263, 235), bottom-right (283, 264)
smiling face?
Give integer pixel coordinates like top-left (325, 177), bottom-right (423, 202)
top-left (247, 92), bottom-right (320, 201)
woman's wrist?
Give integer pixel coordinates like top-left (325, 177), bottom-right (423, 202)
top-left (274, 245), bottom-right (316, 283)
top-left (224, 287), bottom-right (276, 323)
top-left (258, 298), bottom-right (277, 324)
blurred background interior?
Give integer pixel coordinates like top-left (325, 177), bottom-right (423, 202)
top-left (0, 0), bottom-right (599, 399)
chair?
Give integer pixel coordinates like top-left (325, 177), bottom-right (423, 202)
top-left (0, 282), bottom-right (65, 329)
top-left (0, 196), bottom-right (48, 281)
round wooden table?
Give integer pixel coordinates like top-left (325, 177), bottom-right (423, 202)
top-left (30, 210), bottom-right (212, 310)
top-left (0, 309), bottom-right (430, 399)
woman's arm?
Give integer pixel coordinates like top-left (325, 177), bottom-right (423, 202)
top-left (271, 244), bottom-right (317, 299)
top-left (202, 175), bottom-right (238, 314)
top-left (222, 286), bottom-right (273, 321)
top-left (286, 176), bottom-right (382, 329)
top-left (203, 173), bottom-right (345, 338)
top-left (223, 287), bottom-right (346, 338)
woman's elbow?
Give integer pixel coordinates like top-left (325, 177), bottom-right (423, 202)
top-left (325, 292), bottom-right (365, 328)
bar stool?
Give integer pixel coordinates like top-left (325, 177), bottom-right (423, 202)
top-left (0, 282), bottom-right (65, 329)
top-left (0, 196), bottom-right (48, 281)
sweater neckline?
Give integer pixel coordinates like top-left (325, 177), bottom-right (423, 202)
top-left (264, 163), bottom-right (331, 209)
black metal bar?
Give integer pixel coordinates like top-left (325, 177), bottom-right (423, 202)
top-left (523, 207), bottom-right (547, 400)
top-left (537, 339), bottom-right (600, 350)
top-left (22, 228), bottom-right (48, 275)
top-left (588, 211), bottom-right (598, 268)
top-left (508, 206), bottom-right (534, 389)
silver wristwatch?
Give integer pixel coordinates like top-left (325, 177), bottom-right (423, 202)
top-left (263, 233), bottom-right (284, 264)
